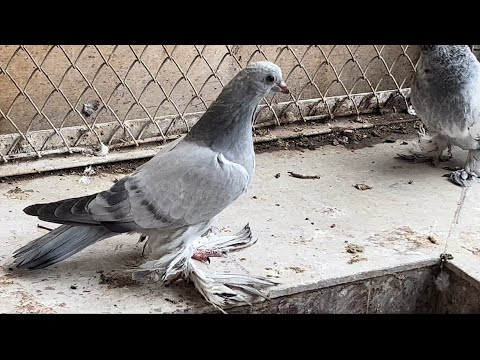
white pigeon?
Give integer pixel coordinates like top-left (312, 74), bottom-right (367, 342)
top-left (399, 45), bottom-right (480, 187)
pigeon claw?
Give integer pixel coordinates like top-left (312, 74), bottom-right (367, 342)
top-left (448, 169), bottom-right (478, 187)
top-left (191, 249), bottom-right (225, 264)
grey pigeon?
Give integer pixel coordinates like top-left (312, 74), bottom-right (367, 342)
top-left (12, 61), bottom-right (289, 309)
top-left (400, 45), bottom-right (480, 186)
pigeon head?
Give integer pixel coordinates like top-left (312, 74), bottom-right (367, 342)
top-left (238, 61), bottom-right (289, 96)
top-left (224, 61), bottom-right (290, 102)
top-left (185, 61), bottom-right (289, 145)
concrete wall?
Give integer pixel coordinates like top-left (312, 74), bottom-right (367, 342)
top-left (223, 265), bottom-right (480, 314)
top-left (0, 45), bottom-right (420, 135)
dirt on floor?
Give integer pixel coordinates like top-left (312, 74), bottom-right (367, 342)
top-left (255, 113), bottom-right (420, 153)
top-left (0, 113), bottom-right (421, 183)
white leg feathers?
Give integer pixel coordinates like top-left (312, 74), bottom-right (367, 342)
top-left (129, 223), bottom-right (277, 310)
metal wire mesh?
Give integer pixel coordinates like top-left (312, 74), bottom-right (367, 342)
top-left (0, 45), bottom-right (420, 163)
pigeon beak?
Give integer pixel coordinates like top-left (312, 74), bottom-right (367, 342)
top-left (275, 81), bottom-right (290, 94)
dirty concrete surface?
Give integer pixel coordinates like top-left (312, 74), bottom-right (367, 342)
top-left (1, 138), bottom-right (480, 313)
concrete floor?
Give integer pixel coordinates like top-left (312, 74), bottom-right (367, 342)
top-left (1, 139), bottom-right (480, 313)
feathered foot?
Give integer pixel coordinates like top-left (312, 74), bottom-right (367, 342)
top-left (397, 152), bottom-right (452, 167)
top-left (191, 223), bottom-right (255, 263)
top-left (188, 223), bottom-right (277, 310)
top-left (397, 131), bottom-right (451, 167)
top-left (138, 224), bottom-right (254, 262)
top-left (445, 149), bottom-right (480, 187)
top-left (130, 224), bottom-right (278, 311)
top-left (187, 262), bottom-right (278, 312)
top-left (446, 169), bottom-right (478, 187)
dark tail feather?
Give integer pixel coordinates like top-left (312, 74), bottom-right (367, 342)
top-left (13, 225), bottom-right (113, 269)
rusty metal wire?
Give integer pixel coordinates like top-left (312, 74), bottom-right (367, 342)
top-left (0, 45), bottom-right (420, 163)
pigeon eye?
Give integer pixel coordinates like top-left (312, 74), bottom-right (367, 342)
top-left (265, 75), bottom-right (275, 83)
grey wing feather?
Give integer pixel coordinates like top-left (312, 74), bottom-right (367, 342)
top-left (13, 225), bottom-right (112, 269)
top-left (24, 194), bottom-right (99, 225)
top-left (87, 141), bottom-right (250, 230)
top-left (23, 139), bottom-right (250, 233)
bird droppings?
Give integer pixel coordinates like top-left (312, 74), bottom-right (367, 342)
top-left (266, 274), bottom-right (281, 278)
top-left (78, 166), bottom-right (96, 185)
top-left (345, 244), bottom-right (364, 254)
top-left (287, 171), bottom-right (321, 179)
top-left (4, 186), bottom-right (34, 200)
top-left (99, 272), bottom-right (139, 288)
top-left (253, 128), bottom-right (270, 137)
top-left (93, 143), bottom-right (109, 157)
top-left (83, 166), bottom-right (96, 176)
top-left (348, 254), bottom-right (368, 264)
top-left (7, 186), bottom-right (27, 194)
top-left (81, 99), bottom-right (100, 118)
top-left (354, 183), bottom-right (372, 191)
top-left (345, 244), bottom-right (367, 264)
top-left (264, 267), bottom-right (282, 279)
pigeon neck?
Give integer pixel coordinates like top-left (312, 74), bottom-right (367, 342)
top-left (185, 88), bottom-right (263, 150)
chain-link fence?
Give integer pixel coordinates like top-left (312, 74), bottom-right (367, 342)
top-left (0, 45), bottom-right (420, 165)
